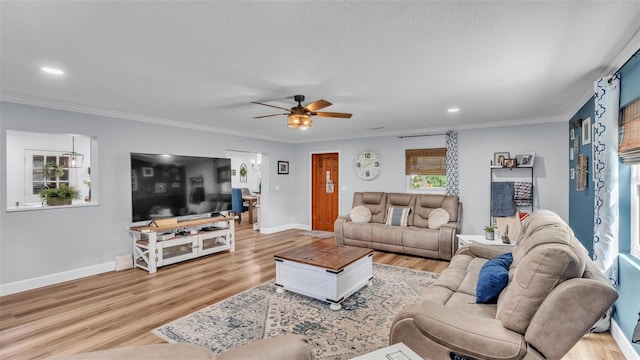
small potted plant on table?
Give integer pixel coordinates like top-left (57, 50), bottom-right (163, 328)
top-left (483, 225), bottom-right (495, 240)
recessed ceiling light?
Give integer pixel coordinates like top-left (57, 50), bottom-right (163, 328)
top-left (447, 108), bottom-right (460, 113)
top-left (41, 67), bottom-right (64, 75)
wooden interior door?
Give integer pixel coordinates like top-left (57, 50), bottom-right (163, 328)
top-left (312, 153), bottom-right (339, 231)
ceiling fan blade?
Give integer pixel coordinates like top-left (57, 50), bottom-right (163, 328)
top-left (304, 99), bottom-right (332, 112)
top-left (253, 113), bottom-right (289, 119)
top-left (313, 111), bottom-right (352, 119)
top-left (251, 101), bottom-right (291, 112)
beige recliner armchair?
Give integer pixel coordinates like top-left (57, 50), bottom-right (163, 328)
top-left (50, 334), bottom-right (313, 360)
top-left (390, 210), bottom-right (617, 360)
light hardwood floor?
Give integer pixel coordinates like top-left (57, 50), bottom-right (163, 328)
top-left (0, 221), bottom-right (624, 359)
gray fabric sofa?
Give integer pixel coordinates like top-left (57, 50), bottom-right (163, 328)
top-left (334, 192), bottom-right (462, 260)
top-left (389, 210), bottom-right (618, 360)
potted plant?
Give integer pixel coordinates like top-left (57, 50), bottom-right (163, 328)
top-left (42, 161), bottom-right (65, 182)
top-left (483, 225), bottom-right (495, 240)
top-left (40, 184), bottom-right (81, 206)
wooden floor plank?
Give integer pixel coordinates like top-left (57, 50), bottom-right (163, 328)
top-left (0, 220), bottom-right (625, 359)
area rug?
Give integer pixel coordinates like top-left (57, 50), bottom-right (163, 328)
top-left (299, 230), bottom-right (335, 238)
top-left (153, 263), bottom-right (438, 359)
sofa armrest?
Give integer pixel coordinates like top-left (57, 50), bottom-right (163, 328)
top-left (413, 301), bottom-right (526, 360)
top-left (218, 334), bottom-right (312, 360)
top-left (467, 244), bottom-right (512, 259)
top-left (437, 223), bottom-right (459, 260)
top-left (334, 215), bottom-right (350, 244)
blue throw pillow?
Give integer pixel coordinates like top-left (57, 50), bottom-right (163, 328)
top-left (476, 252), bottom-right (513, 304)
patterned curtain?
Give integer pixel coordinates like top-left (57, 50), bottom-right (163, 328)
top-left (445, 131), bottom-right (459, 196)
top-left (591, 74), bottom-right (620, 332)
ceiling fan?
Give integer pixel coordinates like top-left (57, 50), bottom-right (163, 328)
top-left (251, 95), bottom-right (352, 129)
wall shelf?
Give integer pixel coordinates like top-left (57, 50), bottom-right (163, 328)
top-left (490, 166), bottom-right (534, 225)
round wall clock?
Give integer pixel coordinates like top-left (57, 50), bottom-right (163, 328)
top-left (354, 149), bottom-right (383, 180)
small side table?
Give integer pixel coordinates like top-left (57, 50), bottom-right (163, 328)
top-left (457, 234), bottom-right (514, 248)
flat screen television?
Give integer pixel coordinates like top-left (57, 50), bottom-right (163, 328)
top-left (130, 153), bottom-right (232, 223)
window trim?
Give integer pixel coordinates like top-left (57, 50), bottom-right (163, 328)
top-left (631, 165), bottom-right (640, 260)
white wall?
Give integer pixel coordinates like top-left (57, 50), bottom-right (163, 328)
top-left (294, 122), bottom-right (568, 235)
top-left (0, 101), bottom-right (568, 290)
top-left (0, 101), bottom-right (297, 286)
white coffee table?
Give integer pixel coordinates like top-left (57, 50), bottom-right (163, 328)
top-left (274, 243), bottom-right (373, 311)
top-left (457, 234), bottom-right (514, 248)
top-left (351, 342), bottom-right (423, 359)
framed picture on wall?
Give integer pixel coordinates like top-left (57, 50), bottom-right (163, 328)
top-left (582, 117), bottom-right (591, 145)
top-left (278, 161), bottom-right (289, 175)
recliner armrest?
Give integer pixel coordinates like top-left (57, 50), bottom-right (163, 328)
top-left (333, 215), bottom-right (350, 244)
top-left (438, 224), bottom-right (458, 260)
top-left (413, 301), bottom-right (526, 360)
top-left (218, 334), bottom-right (312, 360)
top-left (467, 244), bottom-right (512, 259)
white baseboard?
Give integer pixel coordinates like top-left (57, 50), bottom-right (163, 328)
top-left (1, 224), bottom-right (318, 295)
top-left (611, 319), bottom-right (640, 359)
top-left (259, 223), bottom-right (310, 234)
top-left (0, 261), bottom-right (115, 296)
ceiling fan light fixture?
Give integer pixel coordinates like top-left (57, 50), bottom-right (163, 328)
top-left (287, 114), bottom-right (312, 129)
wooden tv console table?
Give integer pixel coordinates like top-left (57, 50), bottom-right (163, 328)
top-left (129, 216), bottom-right (236, 274)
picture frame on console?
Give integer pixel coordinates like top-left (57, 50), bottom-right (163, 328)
top-left (278, 161), bottom-right (289, 175)
top-left (493, 152), bottom-right (510, 167)
top-left (515, 153), bottom-right (535, 167)
top-left (504, 158), bottom-right (517, 168)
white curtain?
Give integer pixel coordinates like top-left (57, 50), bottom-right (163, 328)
top-left (445, 131), bottom-right (459, 196)
top-left (591, 74), bottom-right (620, 332)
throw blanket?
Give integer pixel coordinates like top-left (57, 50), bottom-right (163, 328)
top-left (491, 182), bottom-right (516, 217)
top-left (514, 182), bottom-right (533, 206)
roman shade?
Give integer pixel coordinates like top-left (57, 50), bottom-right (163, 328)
top-left (405, 148), bottom-right (446, 175)
top-left (619, 98), bottom-right (640, 164)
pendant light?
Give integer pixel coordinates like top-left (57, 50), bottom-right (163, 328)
top-left (63, 136), bottom-right (84, 168)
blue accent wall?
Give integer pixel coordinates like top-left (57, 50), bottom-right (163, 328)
top-left (568, 50), bottom-right (639, 356)
top-left (568, 97), bottom-right (595, 255)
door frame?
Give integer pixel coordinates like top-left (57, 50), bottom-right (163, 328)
top-left (309, 150), bottom-right (341, 230)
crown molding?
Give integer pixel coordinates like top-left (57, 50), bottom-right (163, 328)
top-left (0, 93), bottom-right (289, 143)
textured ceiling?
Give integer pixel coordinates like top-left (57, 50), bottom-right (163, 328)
top-left (1, 1), bottom-right (639, 143)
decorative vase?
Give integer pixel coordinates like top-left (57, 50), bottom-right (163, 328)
top-left (485, 231), bottom-right (494, 240)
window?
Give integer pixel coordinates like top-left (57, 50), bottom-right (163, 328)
top-left (405, 148), bottom-right (446, 193)
top-left (25, 151), bottom-right (71, 203)
top-left (6, 130), bottom-right (94, 210)
top-left (631, 164), bottom-right (640, 259)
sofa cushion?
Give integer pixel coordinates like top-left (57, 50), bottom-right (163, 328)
top-left (385, 207), bottom-right (411, 226)
top-left (352, 192), bottom-right (387, 223)
top-left (476, 253), bottom-right (513, 303)
top-left (427, 208), bottom-right (450, 229)
top-left (350, 205), bottom-right (372, 223)
top-left (386, 193), bottom-right (416, 226)
top-left (413, 194), bottom-right (460, 228)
